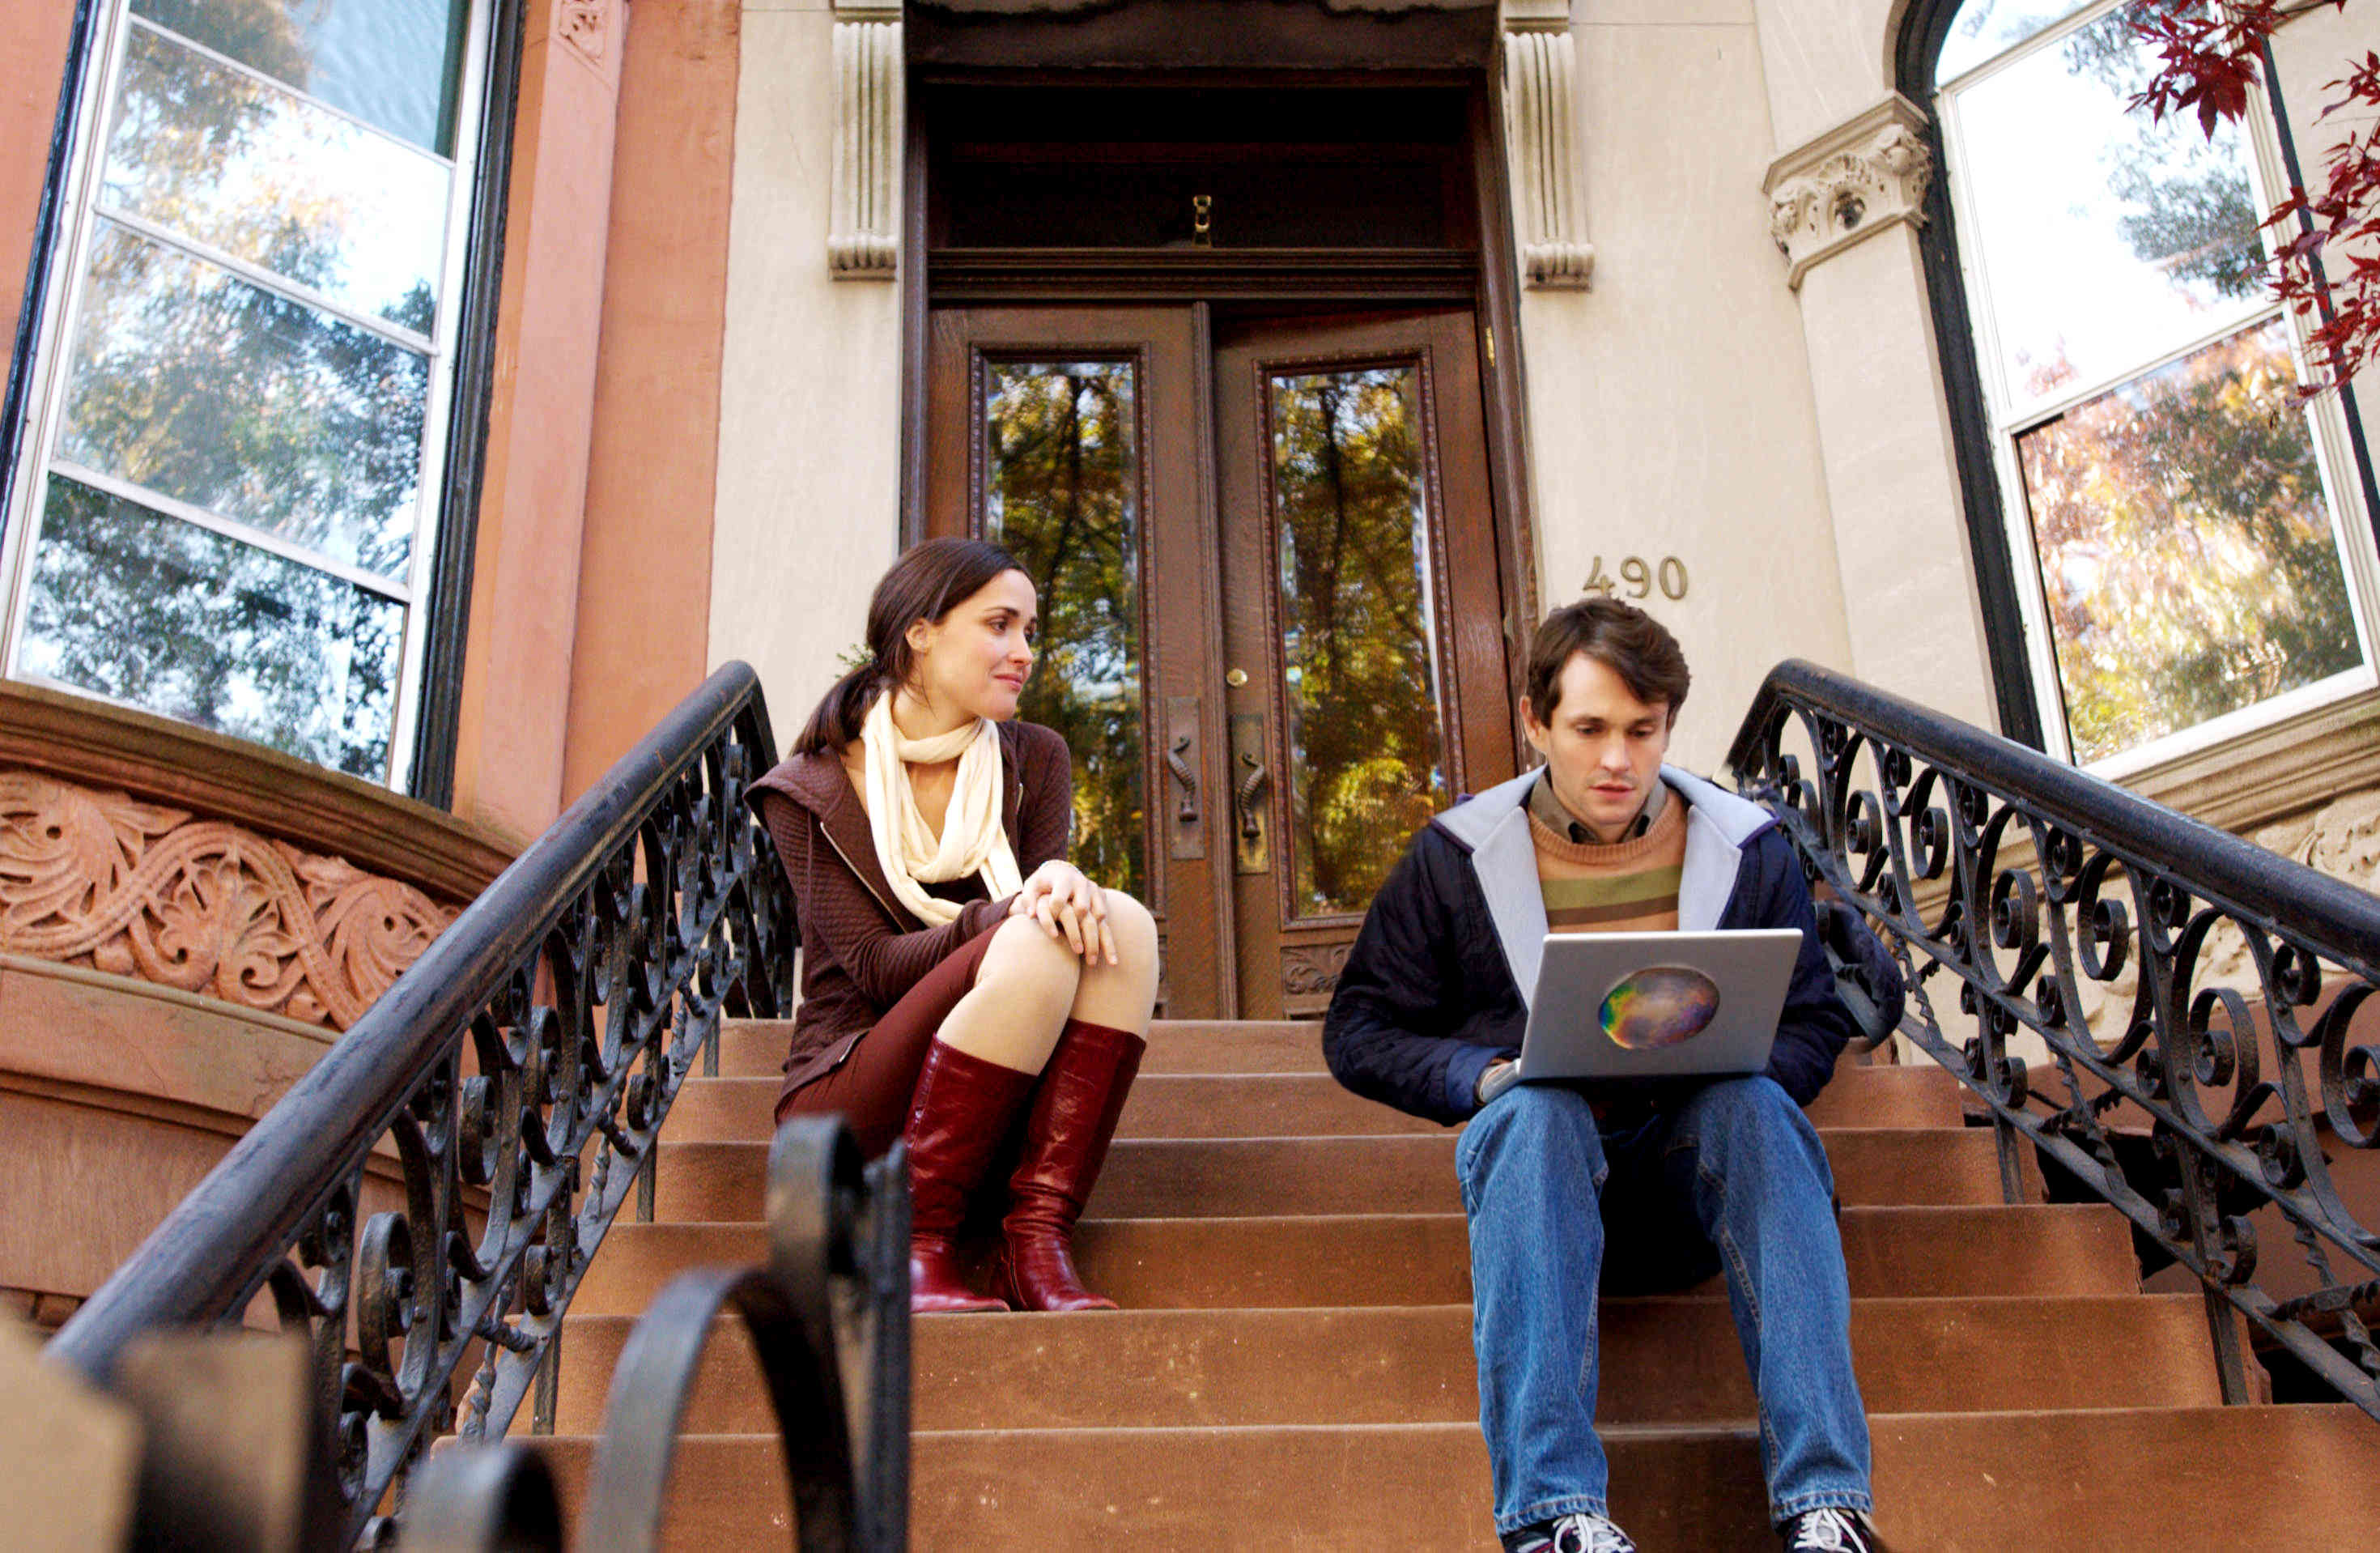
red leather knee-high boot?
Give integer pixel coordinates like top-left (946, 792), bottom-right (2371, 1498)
top-left (903, 1038), bottom-right (1036, 1314)
top-left (997, 1018), bottom-right (1146, 1312)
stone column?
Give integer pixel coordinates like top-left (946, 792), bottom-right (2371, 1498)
top-left (1763, 92), bottom-right (2000, 731)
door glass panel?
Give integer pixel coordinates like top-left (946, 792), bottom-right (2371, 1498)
top-left (2014, 318), bottom-right (2364, 763)
top-left (982, 360), bottom-right (1146, 901)
top-left (56, 222), bottom-right (427, 578)
top-left (132, 1), bottom-right (472, 155)
top-left (1266, 364), bottom-right (1451, 918)
top-left (104, 25), bottom-right (448, 330)
top-left (23, 474), bottom-right (403, 776)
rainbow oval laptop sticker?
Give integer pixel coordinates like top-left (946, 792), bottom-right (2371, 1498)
top-left (1600, 966), bottom-right (1723, 1050)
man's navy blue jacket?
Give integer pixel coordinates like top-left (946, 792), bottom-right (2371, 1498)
top-left (1323, 764), bottom-right (1855, 1127)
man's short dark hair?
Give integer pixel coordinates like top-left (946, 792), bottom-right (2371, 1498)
top-left (1525, 597), bottom-right (1691, 725)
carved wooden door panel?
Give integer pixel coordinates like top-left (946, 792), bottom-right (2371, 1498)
top-left (1212, 310), bottom-right (1515, 1018)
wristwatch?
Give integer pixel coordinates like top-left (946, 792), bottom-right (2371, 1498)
top-left (1475, 1058), bottom-right (1521, 1106)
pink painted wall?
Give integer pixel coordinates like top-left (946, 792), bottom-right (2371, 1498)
top-left (0, 1), bottom-right (75, 370)
top-left (448, 0), bottom-right (627, 845)
top-left (562, 0), bottom-right (738, 803)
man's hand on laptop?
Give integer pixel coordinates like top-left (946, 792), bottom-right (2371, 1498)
top-left (1476, 1058), bottom-right (1521, 1107)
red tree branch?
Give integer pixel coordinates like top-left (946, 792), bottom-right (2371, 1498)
top-left (2126, 1), bottom-right (2378, 397)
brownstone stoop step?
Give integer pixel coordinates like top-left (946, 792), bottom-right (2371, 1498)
top-left (535, 1018), bottom-right (2380, 1549)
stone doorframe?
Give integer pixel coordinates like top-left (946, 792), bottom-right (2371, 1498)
top-left (818, 0), bottom-right (1594, 295)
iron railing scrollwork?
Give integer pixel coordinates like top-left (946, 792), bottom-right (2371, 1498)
top-left (1728, 659), bottom-right (2380, 1419)
top-left (405, 1118), bottom-right (912, 1552)
top-left (49, 662), bottom-right (802, 1545)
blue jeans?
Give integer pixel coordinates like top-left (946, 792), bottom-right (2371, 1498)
top-left (1455, 1075), bottom-right (1872, 1534)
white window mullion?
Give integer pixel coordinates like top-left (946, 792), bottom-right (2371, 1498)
top-left (2234, 60), bottom-right (2380, 686)
top-left (89, 206), bottom-right (438, 355)
top-left (48, 458), bottom-right (414, 602)
top-left (2, 0), bottom-right (140, 685)
top-left (1934, 72), bottom-right (2074, 760)
top-left (386, 0), bottom-right (495, 793)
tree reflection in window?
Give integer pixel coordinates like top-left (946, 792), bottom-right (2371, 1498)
top-left (24, 475), bottom-right (401, 777)
top-left (5, 1), bottom-right (478, 786)
top-left (1936, 0), bottom-right (2374, 764)
top-left (60, 223), bottom-right (427, 577)
top-left (2017, 321), bottom-right (2361, 761)
top-left (1268, 365), bottom-right (1451, 918)
top-left (983, 361), bottom-right (1146, 901)
top-left (103, 23), bottom-right (450, 330)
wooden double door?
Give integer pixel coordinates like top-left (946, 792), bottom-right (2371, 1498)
top-left (927, 306), bottom-right (1517, 1018)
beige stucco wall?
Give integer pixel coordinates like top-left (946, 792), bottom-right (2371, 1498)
top-left (1531, 2), bottom-right (1855, 776)
top-left (1747, 0), bottom-right (1901, 153)
top-left (711, 0), bottom-right (905, 736)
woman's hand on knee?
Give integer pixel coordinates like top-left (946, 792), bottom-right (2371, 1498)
top-left (1009, 861), bottom-right (1116, 966)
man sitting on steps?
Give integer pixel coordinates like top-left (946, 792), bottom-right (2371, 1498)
top-left (1321, 598), bottom-right (1880, 1553)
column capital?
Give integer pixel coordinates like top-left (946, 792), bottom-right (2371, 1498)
top-left (1499, 0), bottom-right (1571, 34)
top-left (1762, 92), bottom-right (1932, 291)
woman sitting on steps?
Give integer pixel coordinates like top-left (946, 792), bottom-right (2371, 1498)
top-left (747, 536), bottom-right (1159, 1315)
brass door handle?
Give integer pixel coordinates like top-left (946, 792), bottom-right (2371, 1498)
top-left (1236, 751), bottom-right (1269, 842)
top-left (1227, 711), bottom-right (1269, 875)
top-left (1167, 732), bottom-right (1200, 823)
top-left (1165, 696), bottom-right (1205, 862)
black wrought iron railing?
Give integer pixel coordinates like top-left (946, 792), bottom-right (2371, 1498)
top-left (1728, 660), bottom-right (2380, 1420)
top-left (405, 1119), bottom-right (912, 1553)
top-left (41, 662), bottom-right (899, 1545)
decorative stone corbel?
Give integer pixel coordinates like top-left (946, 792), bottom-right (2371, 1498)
top-left (1763, 93), bottom-right (1932, 291)
top-left (830, 0), bottom-right (903, 279)
top-left (1501, 2), bottom-right (1592, 288)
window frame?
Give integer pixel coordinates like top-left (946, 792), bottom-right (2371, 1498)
top-left (0, 0), bottom-right (508, 796)
top-left (1919, 0), bottom-right (2380, 779)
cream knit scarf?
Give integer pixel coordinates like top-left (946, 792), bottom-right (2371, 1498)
top-left (860, 691), bottom-right (1022, 925)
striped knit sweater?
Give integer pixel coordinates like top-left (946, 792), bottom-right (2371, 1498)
top-left (1528, 780), bottom-right (1688, 934)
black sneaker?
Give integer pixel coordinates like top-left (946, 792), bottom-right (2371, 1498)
top-left (1779, 1507), bottom-right (1881, 1552)
top-left (1502, 1513), bottom-right (1638, 1553)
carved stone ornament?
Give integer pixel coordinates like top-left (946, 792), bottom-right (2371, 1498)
top-left (556, 0), bottom-right (610, 65)
top-left (1502, 3), bottom-right (1593, 289)
top-left (1763, 93), bottom-right (1932, 291)
top-left (831, 6), bottom-right (905, 280)
top-left (0, 772), bottom-right (456, 1032)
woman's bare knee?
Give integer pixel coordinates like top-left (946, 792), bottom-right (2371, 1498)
top-left (1073, 889), bottom-right (1159, 1024)
top-left (1099, 890), bottom-right (1158, 968)
top-left (979, 913), bottom-right (1085, 996)
top-left (935, 916), bottom-right (1079, 1072)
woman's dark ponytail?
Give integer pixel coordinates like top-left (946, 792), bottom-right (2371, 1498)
top-left (794, 661), bottom-right (888, 756)
top-left (793, 535), bottom-right (1025, 755)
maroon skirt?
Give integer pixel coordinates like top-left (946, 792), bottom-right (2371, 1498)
top-left (773, 921), bottom-right (1004, 1157)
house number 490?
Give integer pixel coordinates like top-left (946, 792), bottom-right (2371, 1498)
top-left (1583, 555), bottom-right (1688, 602)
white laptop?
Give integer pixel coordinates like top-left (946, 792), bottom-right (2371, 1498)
top-left (1515, 929), bottom-right (1804, 1083)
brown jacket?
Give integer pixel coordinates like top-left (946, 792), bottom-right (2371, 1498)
top-left (748, 719), bottom-right (1073, 1093)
